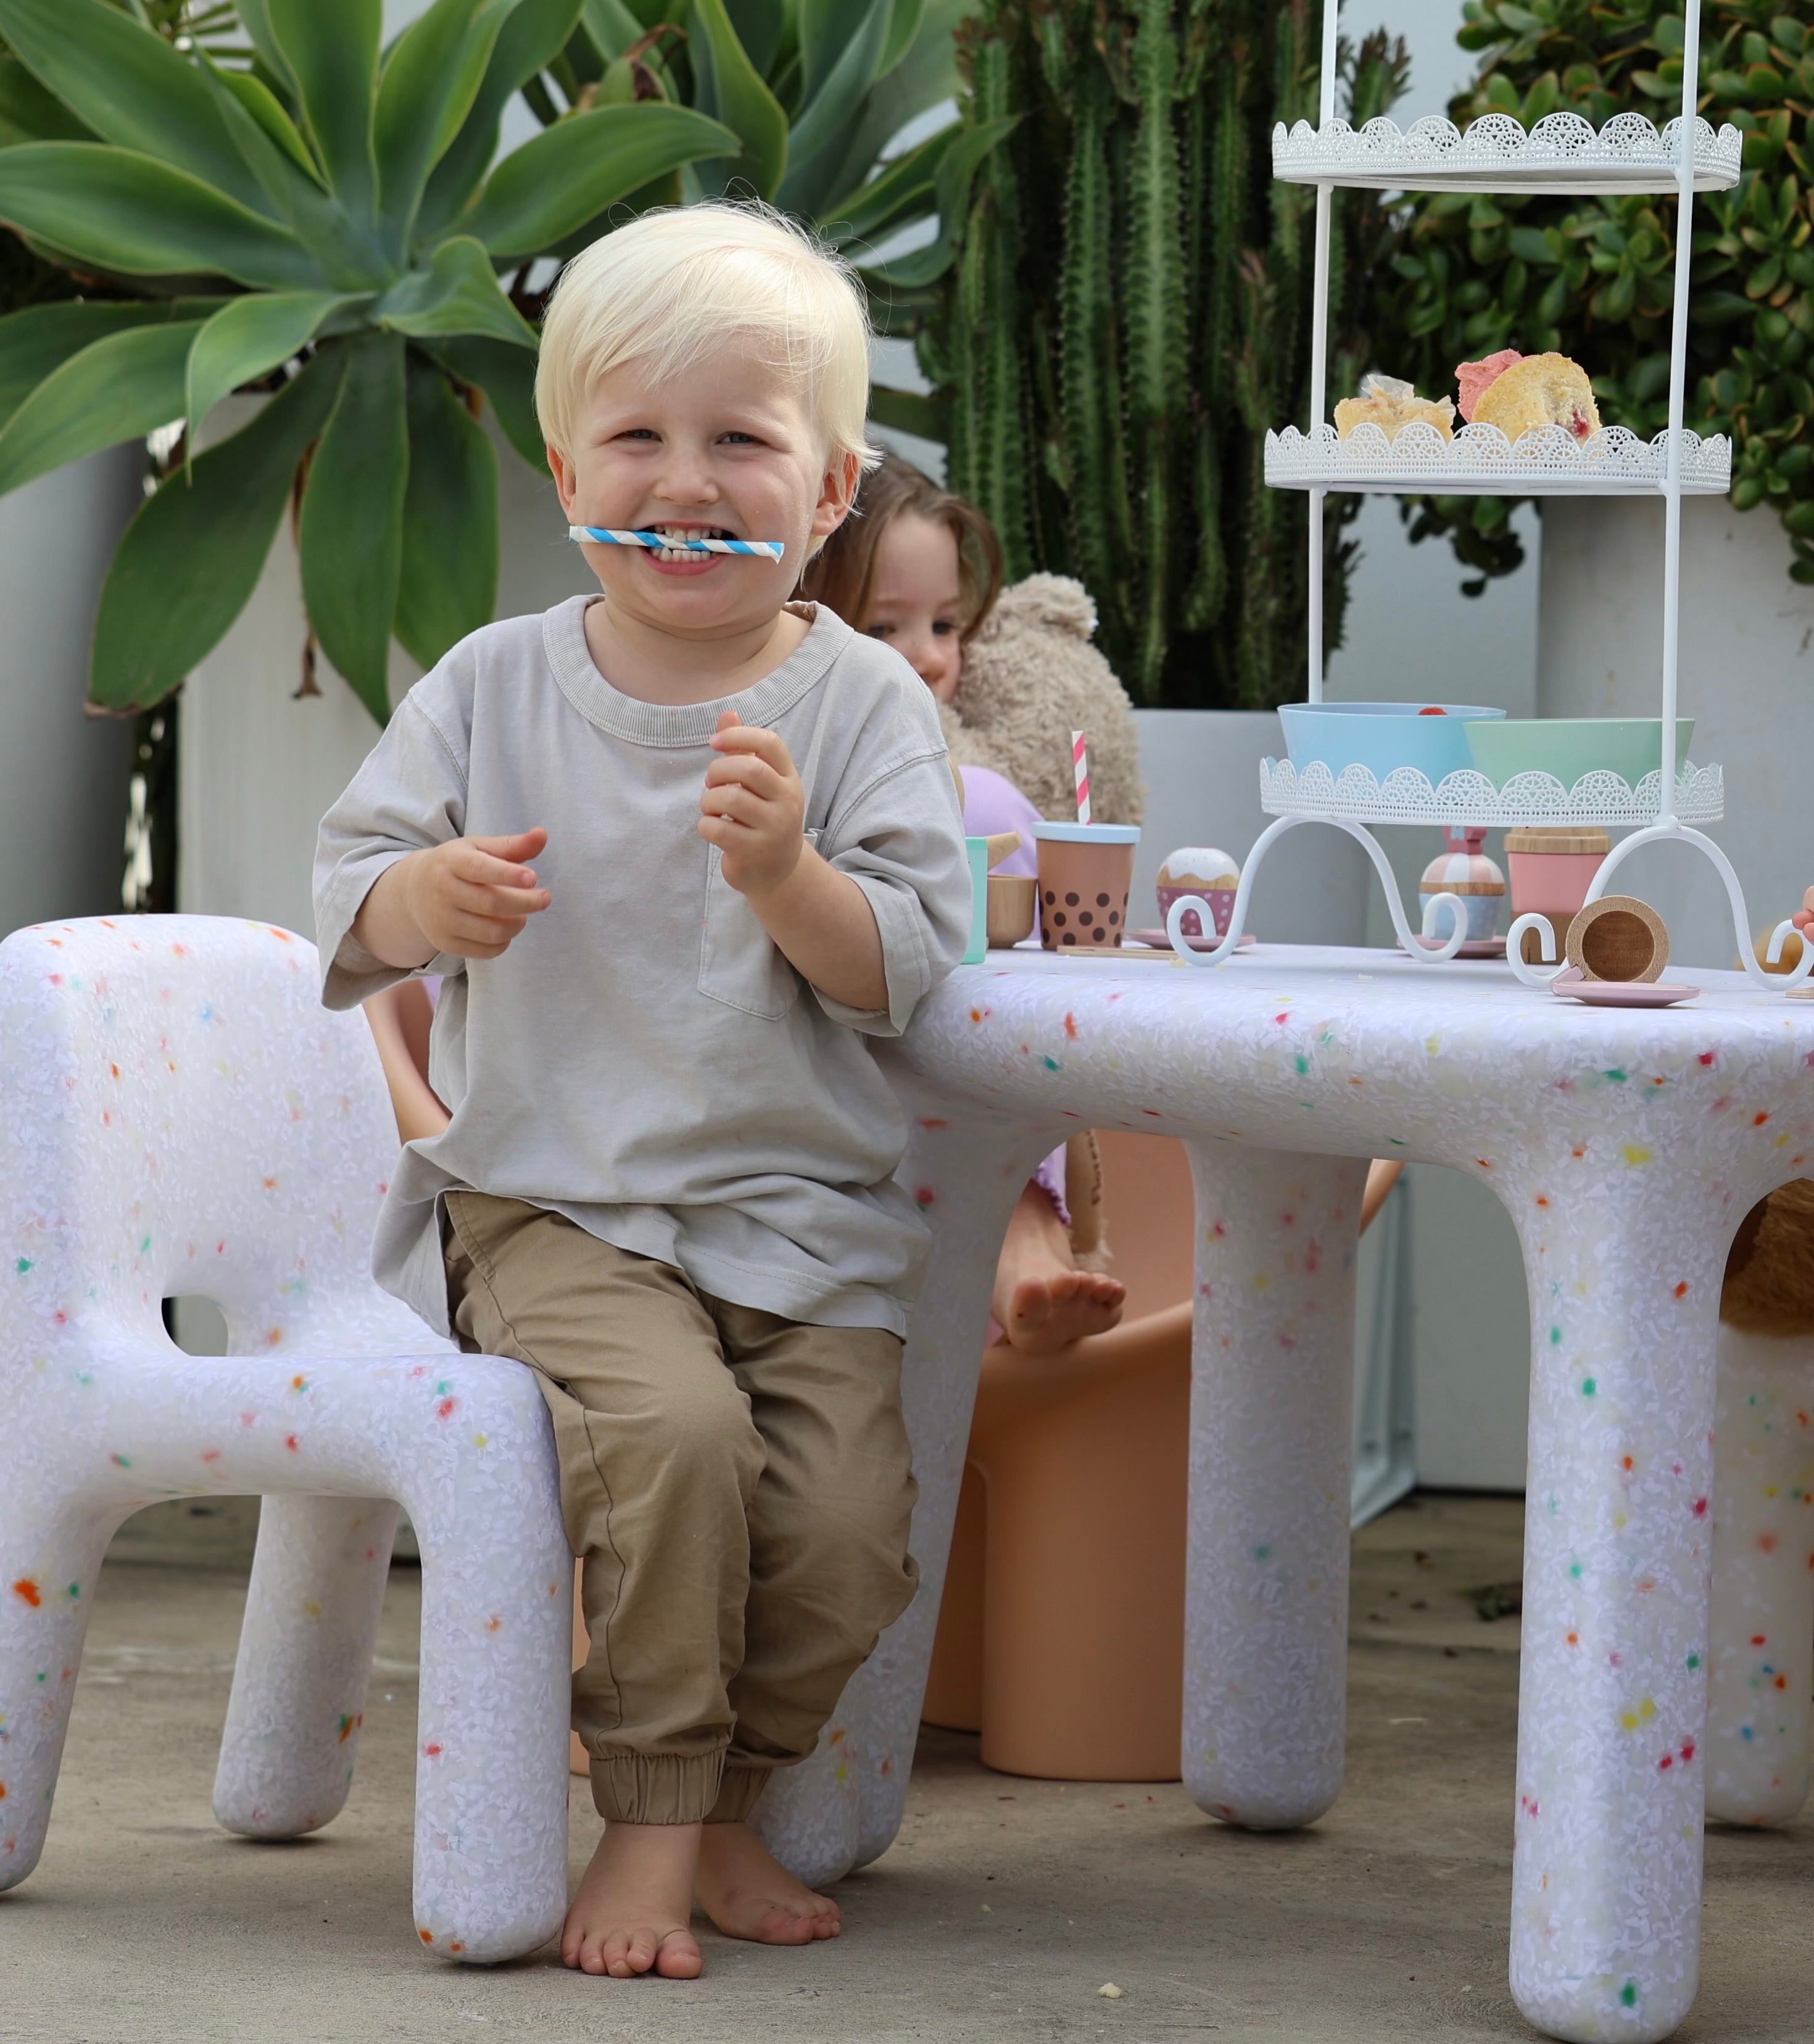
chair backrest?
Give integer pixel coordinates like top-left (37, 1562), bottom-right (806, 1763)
top-left (0, 915), bottom-right (418, 1355)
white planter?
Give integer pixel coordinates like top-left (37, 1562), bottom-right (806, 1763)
top-left (1539, 495), bottom-right (1814, 966)
top-left (0, 445), bottom-right (142, 939)
top-left (178, 403), bottom-right (587, 937)
top-left (1130, 708), bottom-right (1369, 943)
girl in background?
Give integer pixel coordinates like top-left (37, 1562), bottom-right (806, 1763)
top-left (805, 457), bottom-right (1125, 1352)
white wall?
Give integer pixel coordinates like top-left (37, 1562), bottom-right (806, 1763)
top-left (0, 447), bottom-right (141, 940)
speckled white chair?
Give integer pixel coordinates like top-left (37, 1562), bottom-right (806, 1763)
top-left (0, 916), bottom-right (569, 1961)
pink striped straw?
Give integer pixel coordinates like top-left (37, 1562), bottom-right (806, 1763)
top-left (1071, 729), bottom-right (1091, 825)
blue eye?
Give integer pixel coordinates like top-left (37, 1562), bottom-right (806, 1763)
top-left (721, 431), bottom-right (758, 445)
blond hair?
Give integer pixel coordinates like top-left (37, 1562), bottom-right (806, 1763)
top-left (534, 202), bottom-right (878, 470)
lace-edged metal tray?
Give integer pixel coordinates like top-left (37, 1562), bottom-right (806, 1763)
top-left (1259, 758), bottom-right (1725, 829)
top-left (1264, 421), bottom-right (1731, 496)
top-left (1271, 110), bottom-right (1743, 195)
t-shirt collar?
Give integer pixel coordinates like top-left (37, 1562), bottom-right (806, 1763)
top-left (541, 592), bottom-right (852, 745)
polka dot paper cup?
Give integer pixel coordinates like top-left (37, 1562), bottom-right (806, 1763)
top-left (1033, 823), bottom-right (1141, 951)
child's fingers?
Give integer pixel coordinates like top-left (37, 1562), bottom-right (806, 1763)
top-left (468, 827), bottom-right (548, 863)
top-left (703, 751), bottom-right (784, 798)
top-left (709, 722), bottom-right (793, 774)
top-left (443, 909), bottom-right (529, 958)
top-left (449, 876), bottom-right (551, 919)
top-left (449, 842), bottom-right (545, 894)
top-left (700, 783), bottom-right (774, 831)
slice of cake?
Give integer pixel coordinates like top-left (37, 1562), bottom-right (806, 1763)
top-left (1472, 352), bottom-right (1600, 443)
top-left (1333, 371), bottom-right (1456, 442)
top-left (1456, 348), bottom-right (1523, 422)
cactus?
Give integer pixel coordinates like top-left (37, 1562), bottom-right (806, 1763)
top-left (926, 1), bottom-right (1409, 708)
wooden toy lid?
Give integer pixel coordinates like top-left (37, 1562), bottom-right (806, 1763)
top-left (1504, 826), bottom-right (1612, 855)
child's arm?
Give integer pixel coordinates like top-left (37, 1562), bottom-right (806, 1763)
top-left (354, 829), bottom-right (552, 969)
top-left (702, 713), bottom-right (887, 1011)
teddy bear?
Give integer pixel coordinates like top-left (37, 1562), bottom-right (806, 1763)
top-left (938, 573), bottom-right (1148, 828)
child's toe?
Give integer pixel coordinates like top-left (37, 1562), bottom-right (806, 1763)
top-left (655, 1930), bottom-right (703, 1978)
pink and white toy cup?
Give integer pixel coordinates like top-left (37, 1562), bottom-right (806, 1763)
top-left (1156, 846), bottom-right (1240, 941)
top-left (1034, 823), bottom-right (1140, 950)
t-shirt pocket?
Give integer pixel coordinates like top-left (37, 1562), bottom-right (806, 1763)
top-left (696, 837), bottom-right (808, 1020)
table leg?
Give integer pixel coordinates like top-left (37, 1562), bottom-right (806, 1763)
top-left (1181, 1144), bottom-right (1367, 1831)
top-left (753, 1100), bottom-right (1049, 1885)
top-left (1704, 1324), bottom-right (1814, 1828)
top-left (1507, 1177), bottom-right (1732, 2044)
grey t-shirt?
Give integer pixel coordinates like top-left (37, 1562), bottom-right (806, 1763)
top-left (315, 594), bottom-right (971, 1338)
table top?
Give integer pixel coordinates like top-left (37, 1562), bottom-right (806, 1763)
top-left (888, 944), bottom-right (1814, 1182)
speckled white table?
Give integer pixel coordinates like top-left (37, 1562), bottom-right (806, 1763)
top-left (751, 942), bottom-right (1814, 2044)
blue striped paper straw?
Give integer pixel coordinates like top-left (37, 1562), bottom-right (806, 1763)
top-left (568, 525), bottom-right (785, 561)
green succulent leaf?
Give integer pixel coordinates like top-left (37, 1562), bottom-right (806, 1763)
top-left (416, 331), bottom-right (545, 466)
top-left (581, 0), bottom-right (650, 62)
top-left (90, 349), bottom-right (346, 714)
top-left (0, 52), bottom-right (100, 147)
top-left (395, 354), bottom-right (500, 671)
top-left (416, 0), bottom-right (586, 240)
top-left (690, 0), bottom-right (790, 199)
top-left (877, 0), bottom-right (928, 81)
top-left (184, 291), bottom-right (367, 459)
top-left (299, 331), bottom-right (409, 721)
top-left (819, 120), bottom-right (955, 248)
top-left (376, 0), bottom-right (517, 244)
top-left (458, 102), bottom-right (740, 256)
top-left (0, 0), bottom-right (278, 217)
top-left (0, 144), bottom-right (320, 289)
top-left (0, 299), bottom-right (220, 434)
top-left (266, 0), bottom-right (383, 221)
top-left (378, 235), bottom-right (538, 347)
top-left (196, 60), bottom-right (390, 290)
top-left (0, 318), bottom-right (201, 500)
top-left (209, 64), bottom-right (323, 183)
top-left (781, 0), bottom-right (894, 213)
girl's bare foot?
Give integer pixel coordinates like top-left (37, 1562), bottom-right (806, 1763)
top-left (561, 1819), bottom-right (703, 1979)
top-left (1003, 1267), bottom-right (1126, 1352)
top-left (992, 1183), bottom-right (1125, 1353)
top-left (695, 1821), bottom-right (841, 1945)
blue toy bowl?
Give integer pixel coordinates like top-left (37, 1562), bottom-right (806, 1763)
top-left (1277, 701), bottom-right (1507, 783)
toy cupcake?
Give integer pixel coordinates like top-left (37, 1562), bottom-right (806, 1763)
top-left (1156, 846), bottom-right (1240, 940)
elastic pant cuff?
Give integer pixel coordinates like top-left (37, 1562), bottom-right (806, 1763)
top-left (589, 1749), bottom-right (725, 1826)
top-left (703, 1765), bottom-right (771, 1825)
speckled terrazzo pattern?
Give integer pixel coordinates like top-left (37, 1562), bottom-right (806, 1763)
top-left (781, 946), bottom-right (1814, 2044)
top-left (1705, 1325), bottom-right (1814, 1831)
top-left (0, 917), bottom-right (569, 1963)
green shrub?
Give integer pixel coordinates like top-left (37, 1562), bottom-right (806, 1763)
top-left (1380, 0), bottom-right (1814, 589)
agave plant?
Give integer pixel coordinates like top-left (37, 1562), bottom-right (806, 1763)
top-left (0, 0), bottom-right (740, 721)
top-left (0, 0), bottom-right (972, 722)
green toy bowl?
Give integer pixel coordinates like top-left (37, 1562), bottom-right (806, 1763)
top-left (1465, 717), bottom-right (1695, 788)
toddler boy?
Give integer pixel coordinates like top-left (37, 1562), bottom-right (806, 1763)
top-left (314, 204), bottom-right (970, 1980)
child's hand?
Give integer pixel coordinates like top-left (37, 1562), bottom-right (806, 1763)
top-left (700, 711), bottom-right (806, 897)
top-left (398, 828), bottom-right (552, 960)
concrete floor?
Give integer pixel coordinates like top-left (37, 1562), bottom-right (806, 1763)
top-left (6, 1494), bottom-right (1813, 2043)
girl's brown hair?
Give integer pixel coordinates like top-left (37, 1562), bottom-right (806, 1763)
top-left (802, 453), bottom-right (1004, 641)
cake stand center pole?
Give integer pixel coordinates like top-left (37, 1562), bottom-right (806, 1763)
top-left (1657, 0), bottom-right (1702, 825)
top-left (1306, 0), bottom-right (1338, 705)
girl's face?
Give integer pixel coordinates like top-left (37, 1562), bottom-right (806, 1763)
top-left (861, 513), bottom-right (965, 703)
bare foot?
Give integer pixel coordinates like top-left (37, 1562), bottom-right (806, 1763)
top-left (1002, 1267), bottom-right (1127, 1352)
top-left (991, 1183), bottom-right (1125, 1353)
top-left (694, 1821), bottom-right (841, 1945)
top-left (561, 1819), bottom-right (703, 1979)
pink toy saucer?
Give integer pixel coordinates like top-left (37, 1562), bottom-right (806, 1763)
top-left (1551, 967), bottom-right (1699, 1008)
top-left (1129, 928), bottom-right (1257, 954)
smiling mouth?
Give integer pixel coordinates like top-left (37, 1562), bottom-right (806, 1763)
top-left (645, 524), bottom-right (734, 560)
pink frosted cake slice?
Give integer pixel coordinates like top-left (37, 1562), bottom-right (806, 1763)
top-left (1456, 349), bottom-right (1523, 423)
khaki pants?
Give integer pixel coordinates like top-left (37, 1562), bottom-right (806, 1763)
top-left (443, 1191), bottom-right (918, 1826)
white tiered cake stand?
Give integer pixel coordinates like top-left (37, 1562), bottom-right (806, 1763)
top-left (1161, 2), bottom-right (1812, 995)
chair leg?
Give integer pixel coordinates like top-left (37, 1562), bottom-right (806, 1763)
top-left (1705, 1326), bottom-right (1814, 1827)
top-left (0, 1497), bottom-right (112, 1890)
top-left (400, 1370), bottom-right (573, 1964)
top-left (214, 1495), bottom-right (399, 1839)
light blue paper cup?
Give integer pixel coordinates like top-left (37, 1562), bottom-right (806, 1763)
top-left (963, 838), bottom-right (989, 964)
